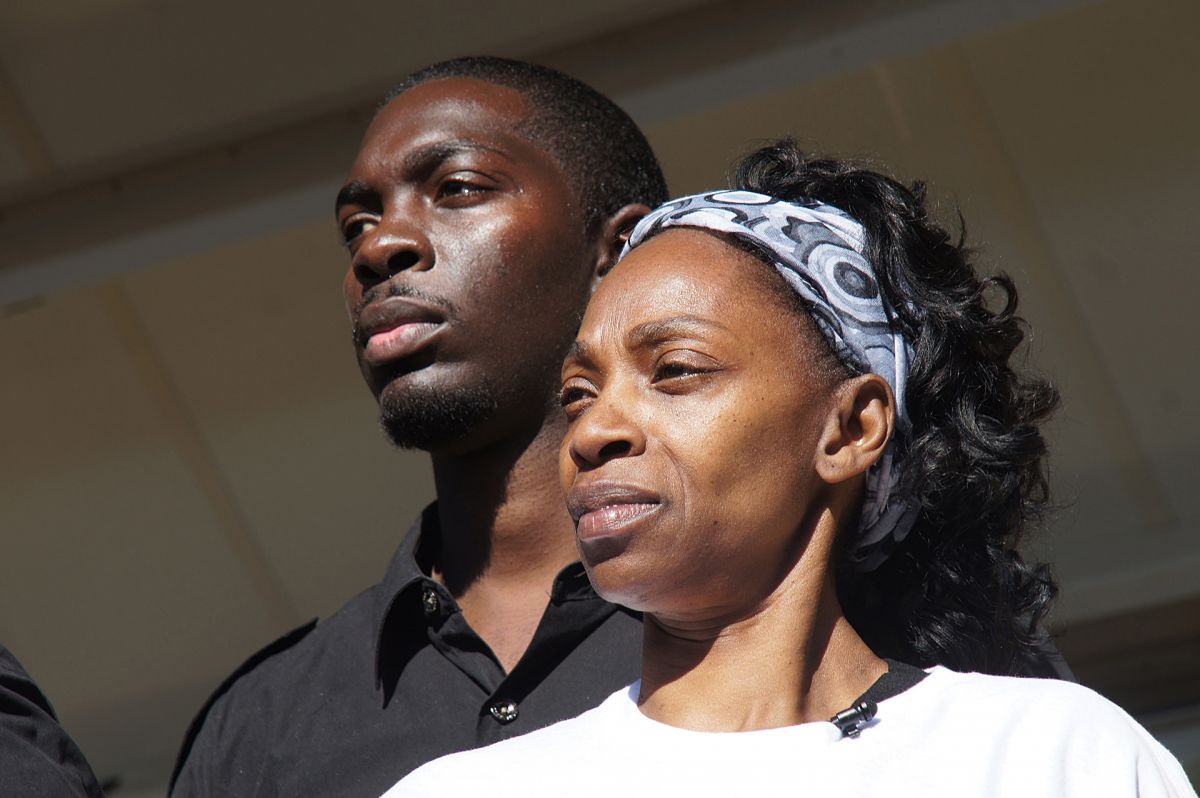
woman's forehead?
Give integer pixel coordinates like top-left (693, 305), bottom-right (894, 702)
top-left (588, 229), bottom-right (762, 325)
top-left (570, 228), bottom-right (829, 377)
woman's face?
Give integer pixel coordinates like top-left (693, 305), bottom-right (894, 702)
top-left (559, 228), bottom-right (843, 622)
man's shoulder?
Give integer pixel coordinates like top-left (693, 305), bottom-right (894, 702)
top-left (169, 584), bottom-right (386, 791)
top-left (169, 617), bottom-right (316, 791)
top-left (200, 587), bottom-right (381, 697)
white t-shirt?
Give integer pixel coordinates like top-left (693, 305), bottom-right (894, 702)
top-left (383, 666), bottom-right (1195, 797)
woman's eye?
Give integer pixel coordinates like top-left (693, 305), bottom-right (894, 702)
top-left (655, 362), bottom-right (699, 380)
top-left (652, 359), bottom-right (712, 383)
top-left (559, 384), bottom-right (595, 416)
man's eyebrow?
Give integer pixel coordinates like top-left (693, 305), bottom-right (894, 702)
top-left (626, 315), bottom-right (730, 349)
top-left (335, 179), bottom-right (373, 213)
top-left (335, 141), bottom-right (510, 213)
top-left (401, 140), bottom-right (510, 173)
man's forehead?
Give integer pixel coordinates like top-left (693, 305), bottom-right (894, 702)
top-left (367, 77), bottom-right (531, 146)
top-left (346, 78), bottom-right (564, 183)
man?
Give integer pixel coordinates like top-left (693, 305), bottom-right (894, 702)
top-left (1, 643), bottom-right (105, 798)
top-left (170, 57), bottom-right (667, 797)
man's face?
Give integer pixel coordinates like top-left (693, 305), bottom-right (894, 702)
top-left (337, 78), bottom-right (594, 452)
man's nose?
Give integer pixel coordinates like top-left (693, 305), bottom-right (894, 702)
top-left (352, 214), bottom-right (433, 287)
top-left (567, 391), bottom-right (646, 471)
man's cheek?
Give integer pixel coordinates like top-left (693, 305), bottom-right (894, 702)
top-left (342, 274), bottom-right (362, 317)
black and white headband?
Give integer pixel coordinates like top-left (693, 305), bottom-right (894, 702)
top-left (620, 190), bottom-right (919, 570)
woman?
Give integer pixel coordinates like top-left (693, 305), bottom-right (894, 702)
top-left (384, 142), bottom-right (1194, 797)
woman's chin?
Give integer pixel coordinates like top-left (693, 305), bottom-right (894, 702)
top-left (580, 556), bottom-right (658, 612)
top-left (577, 531), bottom-right (632, 570)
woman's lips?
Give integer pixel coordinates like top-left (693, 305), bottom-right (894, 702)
top-left (568, 482), bottom-right (662, 541)
top-left (363, 322), bottom-right (442, 365)
top-left (575, 501), bottom-right (661, 540)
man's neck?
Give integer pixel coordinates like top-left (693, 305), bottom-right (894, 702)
top-left (427, 411), bottom-right (580, 671)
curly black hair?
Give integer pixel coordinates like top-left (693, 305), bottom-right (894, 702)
top-left (383, 56), bottom-right (668, 233)
top-left (731, 140), bottom-right (1060, 677)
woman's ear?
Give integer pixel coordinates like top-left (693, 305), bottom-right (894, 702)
top-left (815, 373), bottom-right (895, 485)
top-left (590, 203), bottom-right (652, 290)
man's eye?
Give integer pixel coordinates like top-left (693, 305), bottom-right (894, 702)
top-left (341, 217), bottom-right (375, 245)
top-left (436, 178), bottom-right (488, 200)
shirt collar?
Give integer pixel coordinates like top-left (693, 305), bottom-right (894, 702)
top-left (373, 503), bottom-right (603, 691)
top-left (379, 505), bottom-right (437, 597)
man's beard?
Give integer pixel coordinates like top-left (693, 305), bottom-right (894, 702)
top-left (378, 380), bottom-right (500, 450)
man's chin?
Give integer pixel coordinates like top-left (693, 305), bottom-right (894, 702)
top-left (377, 380), bottom-right (499, 451)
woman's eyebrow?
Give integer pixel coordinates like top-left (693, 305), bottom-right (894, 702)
top-left (626, 315), bottom-right (730, 349)
top-left (564, 339), bottom-right (597, 369)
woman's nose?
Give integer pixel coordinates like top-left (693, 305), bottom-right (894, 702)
top-left (567, 392), bottom-right (646, 471)
top-left (352, 214), bottom-right (434, 288)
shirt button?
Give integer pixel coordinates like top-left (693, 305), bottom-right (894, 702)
top-left (488, 699), bottom-right (519, 724)
top-left (421, 587), bottom-right (440, 616)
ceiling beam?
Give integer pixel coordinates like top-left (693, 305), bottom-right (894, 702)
top-left (98, 282), bottom-right (300, 630)
top-left (0, 58), bottom-right (56, 179)
top-left (0, 0), bottom-right (1093, 306)
top-left (919, 45), bottom-right (1175, 541)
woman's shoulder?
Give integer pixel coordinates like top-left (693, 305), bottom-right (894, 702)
top-left (909, 666), bottom-right (1145, 733)
top-left (382, 683), bottom-right (638, 798)
top-left (897, 667), bottom-right (1194, 796)
top-left (918, 666), bottom-right (1136, 716)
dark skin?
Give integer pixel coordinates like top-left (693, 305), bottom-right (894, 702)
top-left (560, 229), bottom-right (895, 731)
top-left (337, 77), bottom-right (648, 670)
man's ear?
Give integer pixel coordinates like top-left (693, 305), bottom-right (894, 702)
top-left (590, 203), bottom-right (652, 291)
top-left (815, 374), bottom-right (895, 485)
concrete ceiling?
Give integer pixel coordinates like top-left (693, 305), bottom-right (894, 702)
top-left (1, 0), bottom-right (1198, 793)
top-left (0, 0), bottom-right (710, 198)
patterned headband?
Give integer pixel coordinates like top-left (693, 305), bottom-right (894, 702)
top-left (620, 190), bottom-right (918, 570)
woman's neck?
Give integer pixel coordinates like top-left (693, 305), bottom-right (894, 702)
top-left (637, 566), bottom-right (885, 732)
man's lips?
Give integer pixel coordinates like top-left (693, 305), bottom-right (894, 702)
top-left (364, 322), bottom-right (441, 365)
top-left (356, 297), bottom-right (446, 367)
top-left (568, 482), bottom-right (662, 540)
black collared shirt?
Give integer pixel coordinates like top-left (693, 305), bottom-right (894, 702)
top-left (171, 506), bottom-right (642, 798)
top-left (1, 644), bottom-right (105, 798)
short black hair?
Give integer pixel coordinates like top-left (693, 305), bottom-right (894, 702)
top-left (731, 139), bottom-right (1061, 678)
top-left (382, 56), bottom-right (668, 232)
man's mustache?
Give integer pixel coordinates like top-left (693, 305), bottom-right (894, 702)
top-left (354, 281), bottom-right (457, 321)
